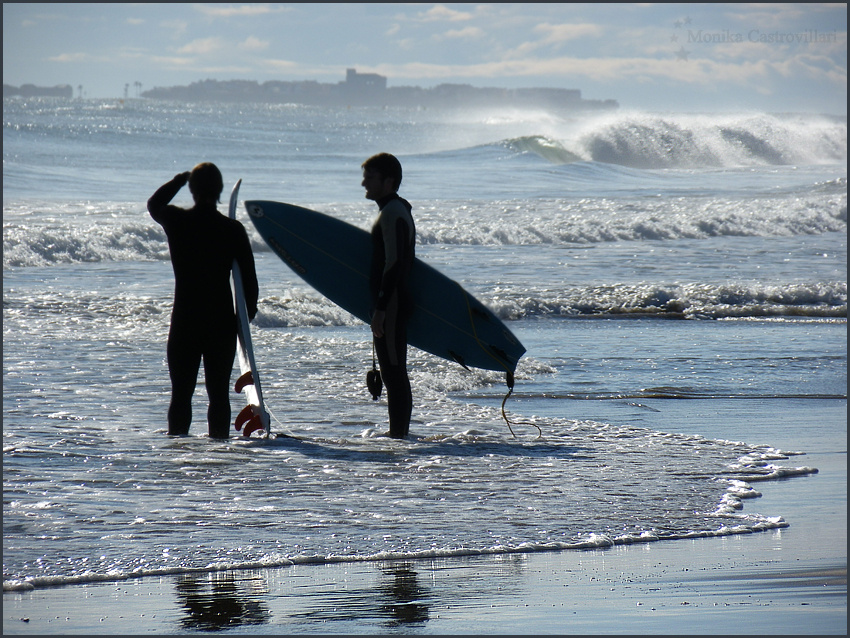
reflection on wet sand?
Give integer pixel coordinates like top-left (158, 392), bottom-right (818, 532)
top-left (172, 555), bottom-right (529, 631)
top-left (174, 571), bottom-right (269, 631)
top-left (377, 563), bottom-right (430, 626)
top-left (286, 560), bottom-right (432, 627)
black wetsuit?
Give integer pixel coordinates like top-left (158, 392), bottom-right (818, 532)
top-left (370, 194), bottom-right (415, 438)
top-left (148, 174), bottom-right (259, 438)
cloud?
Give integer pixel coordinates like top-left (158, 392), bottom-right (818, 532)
top-left (367, 51), bottom-right (844, 99)
top-left (239, 36), bottom-right (269, 52)
top-left (534, 22), bottom-right (605, 44)
top-left (441, 27), bottom-right (485, 40)
top-left (506, 22), bottom-right (605, 58)
top-left (160, 19), bottom-right (189, 38)
top-left (193, 5), bottom-right (290, 18)
top-left (416, 5), bottom-right (473, 22)
top-left (48, 52), bottom-right (97, 63)
top-left (722, 5), bottom-right (809, 31)
top-left (176, 37), bottom-right (226, 56)
top-left (150, 55), bottom-right (196, 68)
top-left (261, 59), bottom-right (300, 73)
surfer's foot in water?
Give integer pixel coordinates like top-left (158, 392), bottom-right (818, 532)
top-left (208, 426), bottom-right (231, 440)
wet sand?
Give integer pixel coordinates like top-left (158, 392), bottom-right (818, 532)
top-left (4, 452), bottom-right (845, 635)
top-left (3, 534), bottom-right (845, 635)
top-left (5, 401), bottom-right (846, 635)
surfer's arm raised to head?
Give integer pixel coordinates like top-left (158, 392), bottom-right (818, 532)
top-left (147, 172), bottom-right (190, 222)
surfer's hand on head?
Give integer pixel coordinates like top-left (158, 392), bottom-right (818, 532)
top-left (371, 310), bottom-right (385, 338)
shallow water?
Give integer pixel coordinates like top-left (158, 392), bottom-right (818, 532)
top-left (3, 98), bottom-right (846, 591)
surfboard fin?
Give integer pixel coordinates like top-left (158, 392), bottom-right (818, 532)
top-left (235, 405), bottom-right (265, 436)
top-left (242, 417), bottom-right (265, 437)
top-left (235, 404), bottom-right (255, 430)
top-left (235, 370), bottom-right (254, 393)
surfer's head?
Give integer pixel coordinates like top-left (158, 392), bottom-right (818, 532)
top-left (361, 153), bottom-right (402, 200)
top-left (188, 162), bottom-right (223, 205)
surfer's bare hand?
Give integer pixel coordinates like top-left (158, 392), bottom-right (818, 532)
top-left (371, 310), bottom-right (385, 338)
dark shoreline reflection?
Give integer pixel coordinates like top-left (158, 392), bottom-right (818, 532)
top-left (377, 562), bottom-right (430, 626)
top-left (287, 560), bottom-right (432, 627)
top-left (174, 570), bottom-right (270, 631)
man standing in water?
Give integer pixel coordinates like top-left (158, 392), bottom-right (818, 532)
top-left (148, 163), bottom-right (259, 438)
top-left (362, 153), bottom-right (416, 438)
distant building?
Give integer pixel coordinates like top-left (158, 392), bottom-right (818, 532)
top-left (345, 68), bottom-right (386, 91)
top-left (140, 70), bottom-right (618, 111)
top-left (337, 69), bottom-right (388, 106)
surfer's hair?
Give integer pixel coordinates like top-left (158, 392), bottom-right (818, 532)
top-left (188, 162), bottom-right (224, 204)
top-left (362, 153), bottom-right (402, 191)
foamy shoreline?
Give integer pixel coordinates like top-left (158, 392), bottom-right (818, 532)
top-left (5, 443), bottom-right (846, 635)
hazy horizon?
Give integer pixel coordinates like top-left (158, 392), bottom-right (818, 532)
top-left (3, 3), bottom-right (846, 115)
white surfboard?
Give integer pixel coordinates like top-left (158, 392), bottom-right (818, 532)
top-left (229, 180), bottom-right (270, 436)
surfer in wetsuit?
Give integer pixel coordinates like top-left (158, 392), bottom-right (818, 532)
top-left (148, 163), bottom-right (259, 438)
top-left (362, 153), bottom-right (415, 439)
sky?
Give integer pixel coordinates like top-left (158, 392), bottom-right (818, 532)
top-left (3, 3), bottom-right (847, 114)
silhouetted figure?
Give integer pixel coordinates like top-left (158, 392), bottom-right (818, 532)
top-left (361, 153), bottom-right (415, 438)
top-left (148, 163), bottom-right (258, 438)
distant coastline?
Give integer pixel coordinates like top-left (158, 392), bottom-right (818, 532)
top-left (3, 70), bottom-right (618, 111)
top-left (3, 83), bottom-right (73, 98)
top-left (142, 69), bottom-right (618, 111)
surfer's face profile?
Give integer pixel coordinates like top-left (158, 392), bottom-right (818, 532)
top-left (362, 169), bottom-right (395, 201)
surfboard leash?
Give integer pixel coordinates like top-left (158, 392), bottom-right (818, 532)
top-left (454, 285), bottom-right (539, 439)
top-left (366, 340), bottom-right (383, 400)
top-left (500, 371), bottom-right (543, 440)
top-left (501, 372), bottom-right (517, 438)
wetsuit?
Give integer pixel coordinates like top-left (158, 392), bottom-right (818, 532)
top-left (148, 174), bottom-right (259, 438)
top-left (370, 194), bottom-right (415, 438)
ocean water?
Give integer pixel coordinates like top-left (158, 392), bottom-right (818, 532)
top-left (2, 99), bottom-right (846, 592)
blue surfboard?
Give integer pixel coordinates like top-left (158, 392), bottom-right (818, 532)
top-left (244, 200), bottom-right (525, 376)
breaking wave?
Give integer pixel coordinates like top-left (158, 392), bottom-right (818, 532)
top-left (4, 189), bottom-right (845, 267)
top-left (455, 113), bottom-right (845, 170)
top-left (575, 112), bottom-right (846, 168)
top-left (479, 112), bottom-right (846, 169)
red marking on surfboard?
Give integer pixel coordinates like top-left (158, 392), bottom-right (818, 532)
top-left (234, 370), bottom-right (254, 393)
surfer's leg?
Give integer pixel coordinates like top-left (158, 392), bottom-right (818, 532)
top-left (382, 362), bottom-right (411, 438)
top-left (375, 297), bottom-right (411, 438)
top-left (203, 332), bottom-right (237, 439)
top-left (166, 326), bottom-right (201, 435)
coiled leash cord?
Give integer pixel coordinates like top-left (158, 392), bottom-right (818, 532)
top-left (501, 372), bottom-right (542, 439)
